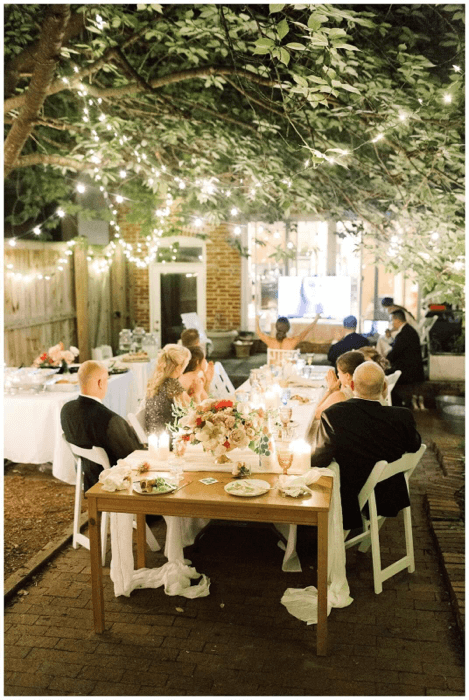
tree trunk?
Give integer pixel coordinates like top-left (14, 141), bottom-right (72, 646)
top-left (4, 4), bottom-right (71, 178)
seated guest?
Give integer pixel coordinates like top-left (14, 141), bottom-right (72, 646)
top-left (61, 360), bottom-right (143, 491)
top-left (145, 344), bottom-right (196, 435)
top-left (314, 351), bottom-right (366, 420)
top-left (311, 361), bottom-right (422, 530)
top-left (255, 313), bottom-right (320, 350)
top-left (358, 345), bottom-right (391, 371)
top-left (328, 315), bottom-right (369, 367)
top-left (180, 328), bottom-right (200, 348)
top-left (386, 310), bottom-right (425, 404)
top-left (179, 346), bottom-right (214, 401)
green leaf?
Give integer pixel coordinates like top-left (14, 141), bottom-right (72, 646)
top-left (334, 43), bottom-right (360, 51)
top-left (286, 42), bottom-right (306, 50)
top-left (279, 47), bottom-right (290, 65)
top-left (340, 83), bottom-right (361, 94)
top-left (269, 4), bottom-right (285, 13)
top-left (255, 37), bottom-right (275, 48)
top-left (277, 18), bottom-right (289, 40)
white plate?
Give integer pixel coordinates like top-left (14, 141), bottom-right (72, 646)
top-left (224, 479), bottom-right (271, 497)
top-left (133, 479), bottom-right (177, 495)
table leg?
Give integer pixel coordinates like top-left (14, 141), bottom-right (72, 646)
top-left (316, 510), bottom-right (328, 656)
top-left (136, 513), bottom-right (146, 569)
top-left (88, 498), bottom-right (105, 634)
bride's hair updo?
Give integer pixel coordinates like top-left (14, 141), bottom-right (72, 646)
top-left (275, 316), bottom-right (290, 342)
top-left (146, 344), bottom-right (191, 397)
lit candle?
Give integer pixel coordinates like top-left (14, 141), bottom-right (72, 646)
top-left (264, 390), bottom-right (276, 410)
top-left (158, 431), bottom-right (170, 460)
top-left (291, 439), bottom-right (311, 473)
top-left (148, 433), bottom-right (159, 459)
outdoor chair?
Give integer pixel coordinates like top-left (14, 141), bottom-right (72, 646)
top-left (211, 361), bottom-right (235, 398)
top-left (267, 348), bottom-right (297, 365)
top-left (344, 443), bottom-right (427, 594)
top-left (385, 370), bottom-right (402, 406)
top-left (127, 404), bottom-right (148, 444)
top-left (63, 436), bottom-right (160, 565)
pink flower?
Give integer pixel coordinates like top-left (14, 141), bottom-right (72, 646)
top-left (61, 350), bottom-right (74, 364)
top-left (48, 342), bottom-right (64, 362)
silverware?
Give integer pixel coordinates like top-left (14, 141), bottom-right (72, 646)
top-left (173, 480), bottom-right (192, 493)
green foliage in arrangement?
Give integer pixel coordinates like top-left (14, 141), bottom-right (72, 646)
top-left (4, 3), bottom-right (465, 305)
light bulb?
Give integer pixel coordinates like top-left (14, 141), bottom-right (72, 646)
top-left (76, 183), bottom-right (86, 193)
top-left (115, 195), bottom-right (124, 204)
top-left (9, 239), bottom-right (17, 247)
top-left (194, 218), bottom-right (203, 228)
top-left (372, 133), bottom-right (384, 143)
top-left (399, 112), bottom-right (407, 121)
top-left (230, 207), bottom-right (238, 216)
top-left (430, 232), bottom-right (439, 241)
top-left (119, 170), bottom-right (126, 178)
top-left (443, 94), bottom-right (452, 104)
top-left (57, 209), bottom-right (65, 218)
top-left (34, 226), bottom-right (41, 235)
top-left (453, 65), bottom-right (461, 72)
top-left (304, 159), bottom-right (310, 167)
top-left (234, 226), bottom-right (241, 235)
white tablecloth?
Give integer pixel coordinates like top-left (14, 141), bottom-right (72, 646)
top-left (111, 356), bottom-right (156, 406)
top-left (4, 371), bottom-right (139, 484)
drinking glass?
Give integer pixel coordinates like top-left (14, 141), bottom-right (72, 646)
top-left (279, 406), bottom-right (292, 429)
top-left (277, 442), bottom-right (294, 475)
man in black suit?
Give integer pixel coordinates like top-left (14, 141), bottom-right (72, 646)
top-left (61, 360), bottom-right (143, 491)
top-left (328, 315), bottom-right (369, 367)
top-left (311, 361), bottom-right (422, 530)
top-left (386, 309), bottom-right (425, 386)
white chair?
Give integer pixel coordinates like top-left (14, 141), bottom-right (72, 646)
top-left (63, 436), bottom-right (160, 564)
top-left (127, 404), bottom-right (148, 444)
top-left (63, 438), bottom-right (111, 566)
top-left (211, 361), bottom-right (235, 398)
top-left (345, 443), bottom-right (427, 593)
top-left (267, 348), bottom-right (297, 365)
top-left (385, 370), bottom-right (402, 406)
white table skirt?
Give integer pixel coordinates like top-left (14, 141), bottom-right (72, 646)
top-left (4, 371), bottom-right (139, 484)
top-left (111, 357), bottom-right (156, 406)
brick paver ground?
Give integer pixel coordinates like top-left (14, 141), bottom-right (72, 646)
top-left (4, 412), bottom-right (465, 696)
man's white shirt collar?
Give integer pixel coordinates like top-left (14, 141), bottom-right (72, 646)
top-left (79, 393), bottom-right (102, 404)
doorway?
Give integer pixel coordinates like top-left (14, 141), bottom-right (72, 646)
top-left (149, 241), bottom-right (206, 348)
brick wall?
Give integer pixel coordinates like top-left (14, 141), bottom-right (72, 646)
top-left (118, 213), bottom-right (241, 332)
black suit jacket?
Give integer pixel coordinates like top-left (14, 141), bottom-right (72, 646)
top-left (61, 395), bottom-right (143, 491)
top-left (328, 332), bottom-right (369, 366)
top-left (311, 398), bottom-right (422, 529)
top-left (386, 323), bottom-right (424, 384)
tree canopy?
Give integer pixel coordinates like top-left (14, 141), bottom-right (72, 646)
top-left (4, 3), bottom-right (465, 304)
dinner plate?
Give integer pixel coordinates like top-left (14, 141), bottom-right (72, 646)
top-left (224, 479), bottom-right (271, 497)
top-left (133, 479), bottom-right (177, 495)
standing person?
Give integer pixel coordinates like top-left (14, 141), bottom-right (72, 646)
top-left (179, 346), bottom-right (214, 401)
top-left (377, 297), bottom-right (419, 356)
top-left (311, 361), bottom-right (422, 530)
top-left (61, 361), bottom-right (143, 491)
top-left (145, 344), bottom-right (198, 435)
top-left (255, 313), bottom-right (321, 350)
top-left (327, 316), bottom-right (369, 367)
top-left (385, 310), bottom-right (425, 405)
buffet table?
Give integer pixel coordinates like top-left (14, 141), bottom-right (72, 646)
top-left (4, 371), bottom-right (139, 484)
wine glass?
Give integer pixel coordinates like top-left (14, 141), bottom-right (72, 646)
top-left (279, 406), bottom-right (292, 430)
top-left (277, 442), bottom-right (294, 475)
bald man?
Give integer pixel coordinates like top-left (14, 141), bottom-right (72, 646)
top-left (311, 361), bottom-right (421, 530)
top-left (61, 361), bottom-right (143, 491)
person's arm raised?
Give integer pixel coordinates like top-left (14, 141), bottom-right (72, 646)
top-left (294, 313), bottom-right (321, 344)
top-left (255, 315), bottom-right (273, 346)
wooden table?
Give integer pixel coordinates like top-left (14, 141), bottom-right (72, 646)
top-left (87, 471), bottom-right (333, 655)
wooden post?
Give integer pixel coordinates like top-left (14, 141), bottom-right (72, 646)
top-left (73, 238), bottom-right (90, 361)
top-left (110, 242), bottom-right (127, 353)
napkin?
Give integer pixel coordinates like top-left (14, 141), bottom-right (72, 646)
top-left (99, 465), bottom-right (132, 492)
top-left (278, 467), bottom-right (326, 497)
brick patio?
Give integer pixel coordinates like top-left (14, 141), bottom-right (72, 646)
top-left (4, 412), bottom-right (465, 696)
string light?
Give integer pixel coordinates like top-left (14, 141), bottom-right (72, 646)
top-left (372, 133), bottom-right (384, 143)
top-left (33, 226), bottom-right (41, 235)
top-left (443, 94), bottom-right (452, 104)
top-left (9, 239), bottom-right (17, 247)
top-left (230, 207), bottom-right (238, 216)
top-left (76, 183), bottom-right (86, 193)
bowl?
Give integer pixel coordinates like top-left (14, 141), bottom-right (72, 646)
top-left (442, 404), bottom-right (465, 436)
top-left (435, 395), bottom-right (465, 415)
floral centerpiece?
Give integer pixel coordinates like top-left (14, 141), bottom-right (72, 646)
top-left (171, 398), bottom-right (272, 464)
top-left (32, 342), bottom-right (79, 373)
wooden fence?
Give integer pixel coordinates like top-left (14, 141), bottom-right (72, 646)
top-left (4, 239), bottom-right (128, 367)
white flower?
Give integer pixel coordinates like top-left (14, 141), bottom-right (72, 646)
top-left (230, 428), bottom-right (249, 449)
top-left (70, 346), bottom-right (79, 357)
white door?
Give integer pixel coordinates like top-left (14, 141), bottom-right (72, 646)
top-left (149, 262), bottom-right (206, 347)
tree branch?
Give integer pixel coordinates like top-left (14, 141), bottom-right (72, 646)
top-left (4, 4), bottom-right (71, 177)
top-left (5, 65), bottom-right (282, 114)
top-left (12, 153), bottom-right (92, 170)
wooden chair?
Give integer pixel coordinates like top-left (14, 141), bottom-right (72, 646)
top-left (345, 444), bottom-right (427, 593)
top-left (211, 361), bottom-right (235, 398)
top-left (127, 404), bottom-right (147, 444)
top-left (267, 348), bottom-right (297, 365)
top-left (385, 370), bottom-right (402, 406)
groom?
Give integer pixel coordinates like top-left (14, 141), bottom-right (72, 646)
top-left (310, 361), bottom-right (422, 530)
top-left (61, 360), bottom-right (143, 491)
